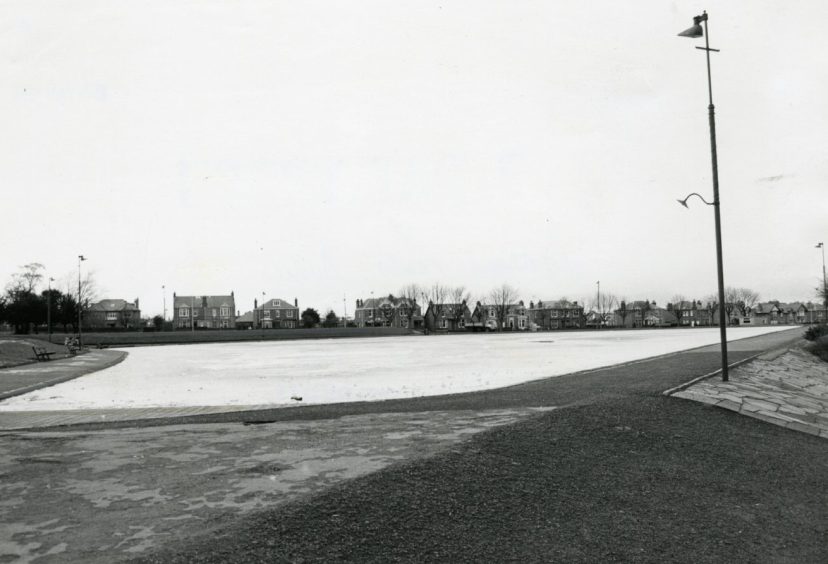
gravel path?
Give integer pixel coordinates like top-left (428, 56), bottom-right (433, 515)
top-left (132, 328), bottom-right (827, 563)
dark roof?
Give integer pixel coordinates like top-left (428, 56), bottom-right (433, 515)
top-left (88, 299), bottom-right (139, 312)
top-left (174, 295), bottom-right (235, 308)
top-left (534, 300), bottom-right (581, 309)
top-left (236, 311), bottom-right (254, 323)
top-left (257, 298), bottom-right (297, 310)
top-left (356, 297), bottom-right (418, 310)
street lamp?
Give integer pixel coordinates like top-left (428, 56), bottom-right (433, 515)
top-left (47, 276), bottom-right (54, 343)
top-left (78, 255), bottom-right (87, 347)
top-left (677, 11), bottom-right (729, 381)
top-left (817, 242), bottom-right (827, 323)
top-left (162, 285), bottom-right (167, 323)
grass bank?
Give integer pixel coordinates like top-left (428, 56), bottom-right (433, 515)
top-left (27, 327), bottom-right (415, 347)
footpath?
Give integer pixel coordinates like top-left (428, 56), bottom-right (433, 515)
top-left (0, 349), bottom-right (126, 402)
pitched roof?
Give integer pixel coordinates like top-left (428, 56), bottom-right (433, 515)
top-left (257, 298), bottom-right (297, 310)
top-left (534, 300), bottom-right (581, 309)
top-left (236, 311), bottom-right (254, 323)
top-left (88, 299), bottom-right (139, 312)
top-left (174, 295), bottom-right (235, 309)
top-left (356, 296), bottom-right (417, 310)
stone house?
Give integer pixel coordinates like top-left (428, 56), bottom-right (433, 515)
top-left (424, 302), bottom-right (472, 332)
top-left (84, 298), bottom-right (141, 330)
top-left (528, 300), bottom-right (584, 330)
top-left (254, 297), bottom-right (299, 329)
top-left (173, 292), bottom-right (236, 329)
top-left (354, 295), bottom-right (422, 328)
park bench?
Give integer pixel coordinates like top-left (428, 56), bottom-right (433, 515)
top-left (32, 346), bottom-right (56, 362)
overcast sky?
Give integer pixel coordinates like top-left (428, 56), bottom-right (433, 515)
top-left (2, 0), bottom-right (827, 318)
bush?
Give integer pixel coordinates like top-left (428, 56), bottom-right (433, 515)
top-left (804, 323), bottom-right (828, 341)
top-left (805, 335), bottom-right (828, 362)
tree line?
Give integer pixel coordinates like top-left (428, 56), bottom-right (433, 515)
top-left (0, 263), bottom-right (97, 334)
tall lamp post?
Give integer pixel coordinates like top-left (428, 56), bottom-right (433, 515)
top-left (818, 242), bottom-right (827, 323)
top-left (162, 285), bottom-right (167, 323)
top-left (78, 255), bottom-right (87, 347)
top-left (677, 11), bottom-right (729, 381)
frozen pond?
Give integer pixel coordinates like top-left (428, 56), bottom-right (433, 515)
top-left (0, 326), bottom-right (794, 411)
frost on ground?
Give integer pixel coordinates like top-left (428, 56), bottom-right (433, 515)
top-left (0, 327), bottom-right (793, 411)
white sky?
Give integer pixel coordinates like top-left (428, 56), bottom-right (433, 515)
top-left (2, 1), bottom-right (827, 318)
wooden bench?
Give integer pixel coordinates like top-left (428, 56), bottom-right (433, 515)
top-left (32, 346), bottom-right (56, 362)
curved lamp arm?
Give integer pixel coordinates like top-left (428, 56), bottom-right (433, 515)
top-left (677, 192), bottom-right (715, 208)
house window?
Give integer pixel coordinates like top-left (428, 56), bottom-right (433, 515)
top-left (440, 319), bottom-right (447, 329)
top-left (264, 310), bottom-right (271, 319)
top-left (488, 308), bottom-right (495, 318)
top-left (275, 300), bottom-right (281, 306)
top-left (220, 307), bottom-right (229, 317)
top-left (192, 309), bottom-right (198, 318)
top-left (458, 319), bottom-right (465, 328)
top-left (519, 318), bottom-right (526, 328)
top-left (179, 308), bottom-right (189, 318)
top-left (212, 308), bottom-right (217, 317)
top-left (275, 310), bottom-right (280, 317)
top-left (106, 312), bottom-right (117, 321)
top-left (286, 310), bottom-right (294, 318)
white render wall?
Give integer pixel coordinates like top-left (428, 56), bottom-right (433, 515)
top-left (0, 326), bottom-right (794, 411)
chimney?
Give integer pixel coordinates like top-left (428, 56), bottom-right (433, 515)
top-left (294, 298), bottom-right (298, 308)
top-left (231, 290), bottom-right (234, 297)
top-left (135, 298), bottom-right (140, 310)
top-left (254, 298), bottom-right (258, 309)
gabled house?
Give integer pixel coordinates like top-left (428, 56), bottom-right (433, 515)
top-left (710, 303), bottom-right (747, 326)
top-left (173, 292), bottom-right (236, 329)
top-left (643, 306), bottom-right (678, 327)
top-left (254, 297), bottom-right (299, 329)
top-left (613, 300), bottom-right (655, 328)
top-left (795, 302), bottom-right (827, 324)
top-left (354, 295), bottom-right (422, 328)
top-left (668, 300), bottom-right (714, 327)
top-left (424, 302), bottom-right (472, 332)
top-left (469, 301), bottom-right (529, 331)
top-left (750, 302), bottom-right (784, 325)
top-left (529, 300), bottom-right (584, 330)
top-left (84, 298), bottom-right (141, 330)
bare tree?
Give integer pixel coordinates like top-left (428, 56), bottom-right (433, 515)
top-left (398, 283), bottom-right (422, 327)
top-left (617, 298), bottom-right (630, 327)
top-left (5, 263), bottom-right (45, 294)
top-left (448, 286), bottom-right (471, 306)
top-left (488, 283), bottom-right (519, 331)
top-left (669, 294), bottom-right (688, 326)
top-left (62, 271), bottom-right (99, 311)
top-left (421, 283), bottom-right (449, 310)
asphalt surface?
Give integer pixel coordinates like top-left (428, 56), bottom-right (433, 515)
top-left (125, 328), bottom-right (828, 563)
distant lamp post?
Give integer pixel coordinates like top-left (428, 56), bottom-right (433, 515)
top-left (162, 285), bottom-right (167, 322)
top-left (47, 276), bottom-right (55, 343)
top-left (78, 255), bottom-right (87, 347)
top-left (677, 11), bottom-right (729, 381)
top-left (818, 242), bottom-right (827, 322)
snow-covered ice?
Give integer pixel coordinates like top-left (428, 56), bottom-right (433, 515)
top-left (0, 326), bottom-right (794, 411)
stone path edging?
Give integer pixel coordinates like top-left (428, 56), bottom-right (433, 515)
top-left (667, 344), bottom-right (828, 439)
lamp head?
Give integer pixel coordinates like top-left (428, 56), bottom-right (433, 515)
top-left (678, 13), bottom-right (707, 38)
top-left (818, 242), bottom-right (824, 248)
top-left (676, 198), bottom-right (689, 208)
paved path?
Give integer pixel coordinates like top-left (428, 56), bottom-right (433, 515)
top-left (0, 350), bottom-right (127, 402)
top-left (672, 347), bottom-right (828, 438)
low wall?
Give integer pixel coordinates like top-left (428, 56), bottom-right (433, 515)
top-left (31, 327), bottom-right (416, 347)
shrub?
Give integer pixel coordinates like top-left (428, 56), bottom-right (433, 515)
top-left (805, 335), bottom-right (828, 362)
top-left (804, 323), bottom-right (828, 341)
